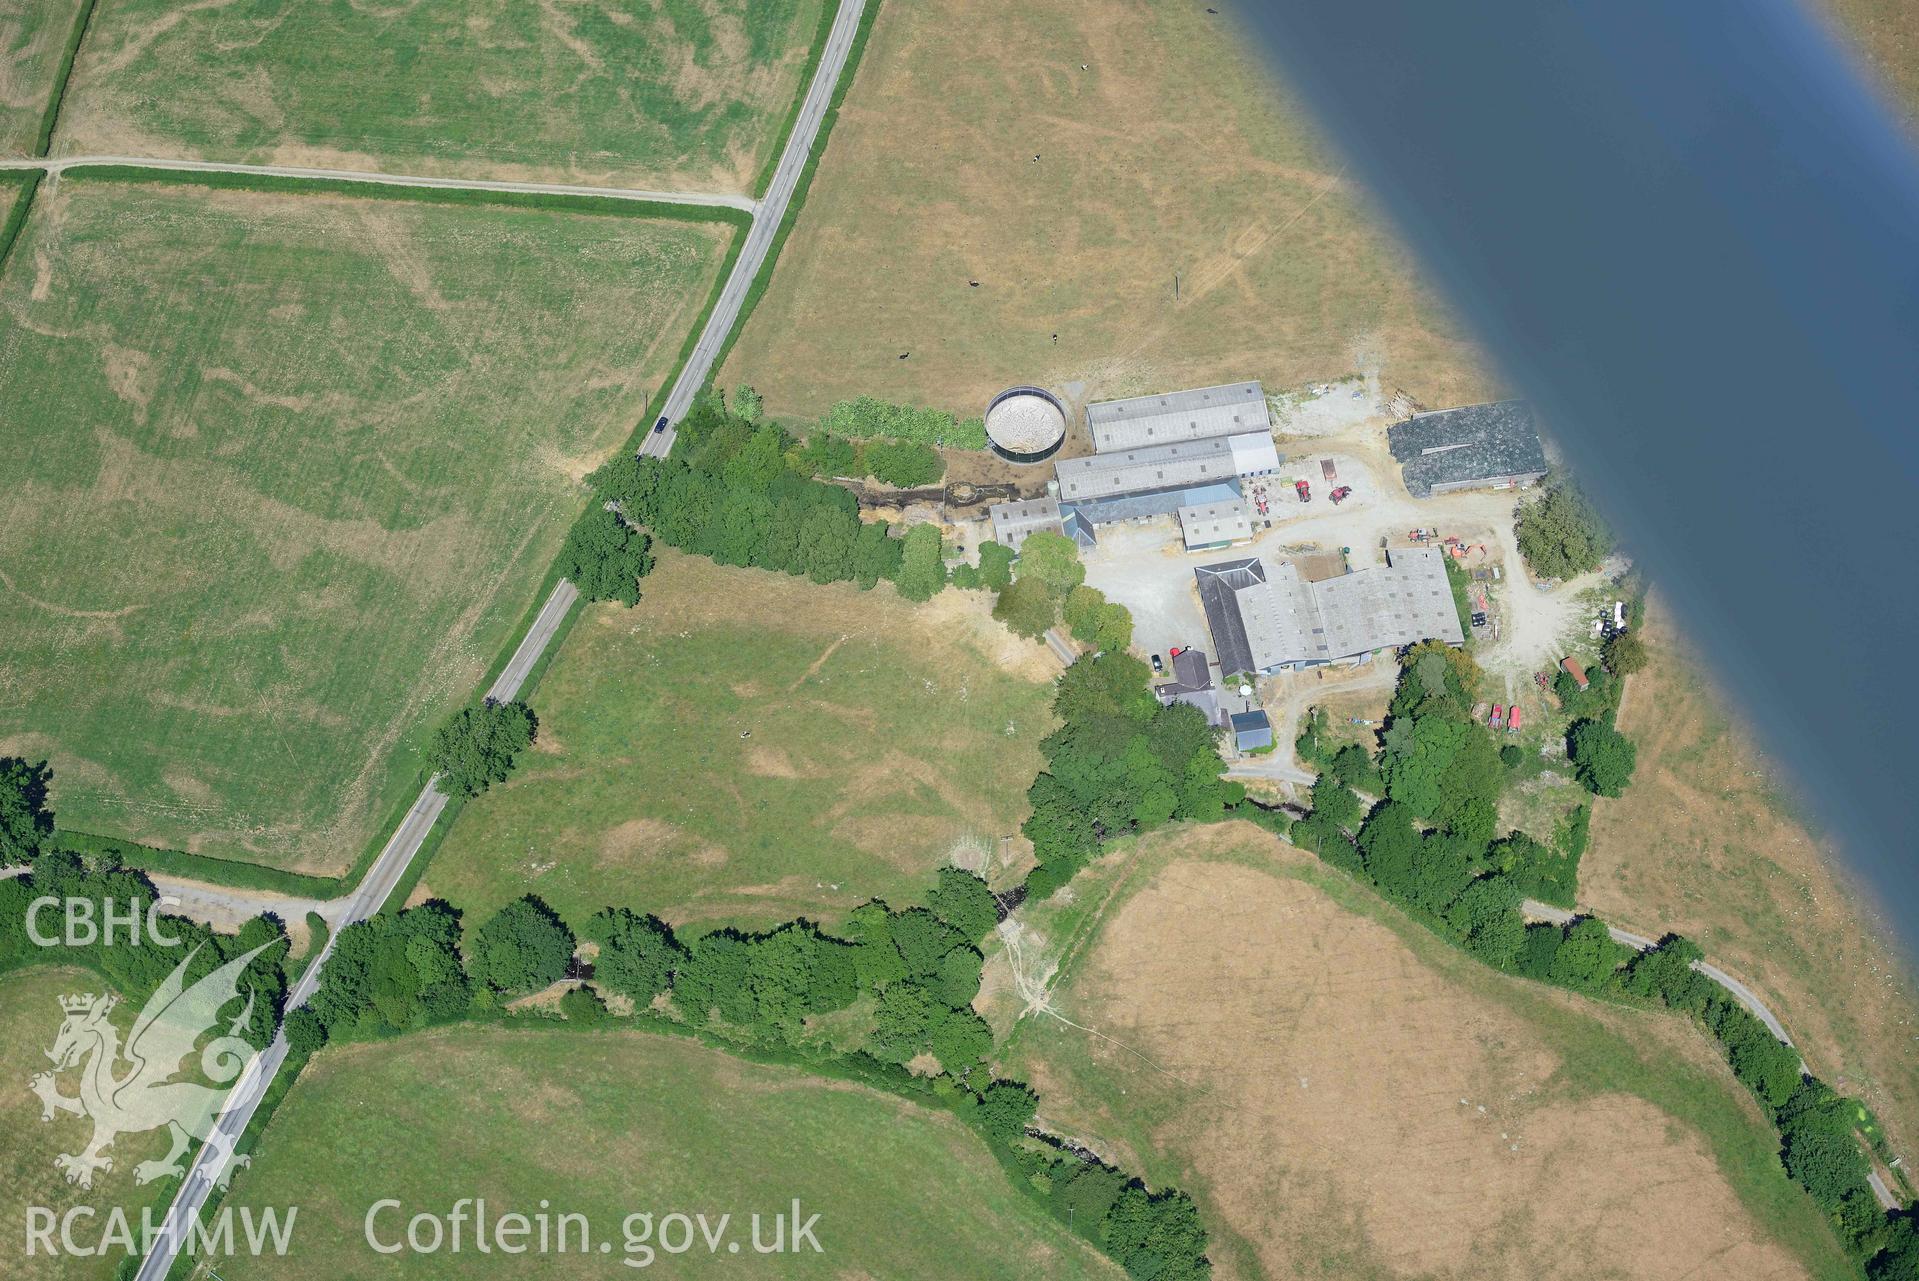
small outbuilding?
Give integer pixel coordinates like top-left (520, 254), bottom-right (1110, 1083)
top-left (1177, 501), bottom-right (1253, 551)
top-left (1230, 709), bottom-right (1274, 752)
top-left (1560, 656), bottom-right (1591, 690)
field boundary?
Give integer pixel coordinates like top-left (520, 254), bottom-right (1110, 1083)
top-left (33, 160), bottom-right (754, 221)
top-left (751, 0), bottom-right (842, 199)
top-left (0, 170), bottom-right (41, 275)
top-left (30, 0), bottom-right (98, 156)
top-left (710, 0), bottom-right (884, 380)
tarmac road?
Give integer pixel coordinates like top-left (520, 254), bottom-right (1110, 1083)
top-left (132, 4), bottom-right (867, 1274)
top-left (641, 0), bottom-right (869, 460)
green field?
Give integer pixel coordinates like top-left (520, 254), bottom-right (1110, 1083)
top-left (0, 177), bottom-right (734, 875)
top-left (55, 0), bottom-right (828, 192)
top-left (0, 0), bottom-right (85, 155)
top-left (421, 550), bottom-right (1056, 932)
top-left (216, 1026), bottom-right (1120, 1278)
top-left (1, 967), bottom-right (168, 1281)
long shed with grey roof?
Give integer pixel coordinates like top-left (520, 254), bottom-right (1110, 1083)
top-left (1388, 400), bottom-right (1548, 498)
top-left (1086, 381), bottom-right (1270, 453)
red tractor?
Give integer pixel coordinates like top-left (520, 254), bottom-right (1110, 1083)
top-left (1329, 485), bottom-right (1353, 504)
top-left (1294, 479), bottom-right (1312, 502)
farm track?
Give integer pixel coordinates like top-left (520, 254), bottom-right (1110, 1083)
top-left (0, 154), bottom-right (759, 211)
top-left (128, 1), bottom-right (870, 1276)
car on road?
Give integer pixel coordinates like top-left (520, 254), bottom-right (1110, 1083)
top-left (654, 416), bottom-right (670, 434)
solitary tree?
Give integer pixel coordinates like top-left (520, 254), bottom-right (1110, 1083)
top-left (432, 701), bottom-right (537, 797)
top-left (1568, 718), bottom-right (1637, 797)
top-left (1602, 629), bottom-right (1649, 675)
top-left (1515, 480), bottom-right (1614, 580)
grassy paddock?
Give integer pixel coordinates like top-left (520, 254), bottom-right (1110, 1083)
top-left (0, 178), bottom-right (735, 875)
top-left (712, 0), bottom-right (885, 377)
top-left (997, 824), bottom-right (1855, 1281)
top-left (0, 0), bottom-right (88, 155)
top-left (55, 0), bottom-right (827, 193)
top-left (0, 169), bottom-right (38, 268)
top-left (719, 0), bottom-right (1495, 422)
top-left (213, 1026), bottom-right (1120, 1279)
top-left (417, 551), bottom-right (1056, 933)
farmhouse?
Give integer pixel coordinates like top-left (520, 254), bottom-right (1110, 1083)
top-left (1196, 547), bottom-right (1464, 676)
top-left (1086, 380), bottom-right (1270, 453)
top-left (987, 496), bottom-right (1066, 551)
top-left (1153, 648), bottom-right (1224, 726)
top-left (1387, 400), bottom-right (1548, 498)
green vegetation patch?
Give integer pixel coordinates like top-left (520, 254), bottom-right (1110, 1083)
top-left (0, 179), bottom-right (734, 874)
top-left (0, 967), bottom-right (162, 1281)
top-left (55, 0), bottom-right (827, 192)
top-left (421, 550), bottom-right (1055, 931)
top-left (215, 1026), bottom-right (1121, 1279)
top-left (0, 0), bottom-right (88, 155)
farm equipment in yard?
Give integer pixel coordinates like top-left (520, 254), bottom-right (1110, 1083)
top-left (1320, 458), bottom-right (1338, 481)
top-left (1409, 528), bottom-right (1434, 542)
top-left (1506, 704), bottom-right (1523, 732)
top-left (1295, 479), bottom-right (1312, 502)
top-left (1490, 704), bottom-right (1505, 730)
top-left (1330, 485), bottom-right (1353, 504)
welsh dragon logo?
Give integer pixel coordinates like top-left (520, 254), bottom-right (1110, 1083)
top-left (31, 943), bottom-right (275, 1191)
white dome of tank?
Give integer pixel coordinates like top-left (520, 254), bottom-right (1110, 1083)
top-left (984, 386), bottom-right (1067, 462)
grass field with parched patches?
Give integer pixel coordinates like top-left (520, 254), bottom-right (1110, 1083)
top-left (1, 967), bottom-right (168, 1281)
top-left (0, 0), bottom-right (84, 155)
top-left (0, 178), bottom-right (733, 875)
top-left (420, 550), bottom-right (1056, 933)
top-left (991, 825), bottom-right (1854, 1281)
top-left (719, 0), bottom-right (1496, 422)
top-left (54, 0), bottom-right (826, 193)
top-left (216, 1025), bottom-right (1121, 1279)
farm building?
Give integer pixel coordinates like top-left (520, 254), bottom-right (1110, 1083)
top-left (1196, 547), bottom-right (1465, 677)
top-left (1177, 501), bottom-right (1253, 551)
top-left (1153, 648), bottom-right (1224, 726)
top-left (1387, 400), bottom-right (1548, 498)
top-left (1053, 432), bottom-right (1279, 543)
top-left (1230, 709), bottom-right (1274, 752)
top-left (1086, 380), bottom-right (1270, 453)
top-left (1561, 656), bottom-right (1591, 690)
top-left (987, 496), bottom-right (1066, 552)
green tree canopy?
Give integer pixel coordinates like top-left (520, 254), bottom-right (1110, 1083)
top-left (584, 907), bottom-right (684, 1005)
top-left (467, 895), bottom-right (576, 996)
top-left (1515, 479), bottom-right (1615, 580)
top-left (993, 576), bottom-right (1058, 639)
top-left (431, 701), bottom-right (537, 798)
top-left (560, 507), bottom-right (655, 605)
top-left (1568, 718), bottom-right (1637, 797)
top-left (0, 756), bottom-right (54, 863)
top-left (927, 867), bottom-right (999, 942)
top-left (1017, 530), bottom-right (1085, 598)
top-left (1602, 629), bottom-right (1649, 675)
top-left (977, 541), bottom-right (1015, 590)
top-left (894, 524), bottom-right (948, 602)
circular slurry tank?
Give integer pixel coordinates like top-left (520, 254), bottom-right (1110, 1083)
top-left (984, 386), bottom-right (1067, 464)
